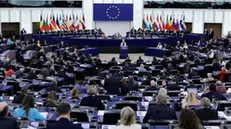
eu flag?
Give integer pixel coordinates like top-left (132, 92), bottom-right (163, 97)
top-left (93, 4), bottom-right (133, 21)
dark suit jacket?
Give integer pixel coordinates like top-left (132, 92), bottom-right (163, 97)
top-left (79, 96), bottom-right (105, 110)
top-left (195, 108), bottom-right (218, 121)
top-left (0, 117), bottom-right (19, 129)
top-left (27, 72), bottom-right (37, 79)
top-left (14, 70), bottom-right (24, 79)
top-left (201, 91), bottom-right (226, 101)
top-left (104, 77), bottom-right (121, 95)
top-left (49, 118), bottom-right (82, 129)
top-left (12, 94), bottom-right (25, 104)
top-left (143, 104), bottom-right (177, 123)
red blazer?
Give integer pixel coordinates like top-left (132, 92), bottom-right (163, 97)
top-left (218, 71), bottom-right (226, 82)
top-left (5, 69), bottom-right (14, 78)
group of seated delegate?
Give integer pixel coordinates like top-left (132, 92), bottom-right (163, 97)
top-left (0, 34), bottom-right (231, 129)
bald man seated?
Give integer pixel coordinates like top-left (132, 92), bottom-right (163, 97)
top-left (0, 102), bottom-right (19, 129)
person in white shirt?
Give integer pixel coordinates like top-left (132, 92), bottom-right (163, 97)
top-left (157, 42), bottom-right (163, 49)
top-left (120, 39), bottom-right (127, 47)
top-left (113, 107), bottom-right (141, 129)
top-left (208, 49), bottom-right (214, 59)
top-left (183, 42), bottom-right (188, 49)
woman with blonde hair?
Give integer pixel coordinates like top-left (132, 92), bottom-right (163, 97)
top-left (182, 93), bottom-right (200, 109)
top-left (114, 107), bottom-right (141, 129)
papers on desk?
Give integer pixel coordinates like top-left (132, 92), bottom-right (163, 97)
top-left (227, 88), bottom-right (231, 94)
top-left (141, 102), bottom-right (149, 107)
top-left (40, 112), bottom-right (48, 119)
top-left (218, 111), bottom-right (231, 121)
top-left (97, 110), bottom-right (105, 116)
top-left (102, 125), bottom-right (116, 129)
top-left (136, 111), bottom-right (147, 117)
top-left (204, 126), bottom-right (220, 129)
top-left (9, 96), bottom-right (14, 100)
top-left (145, 97), bottom-right (153, 102)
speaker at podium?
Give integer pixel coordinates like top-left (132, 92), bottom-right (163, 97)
top-left (120, 39), bottom-right (128, 59)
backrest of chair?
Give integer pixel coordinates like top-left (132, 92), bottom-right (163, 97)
top-left (103, 110), bottom-right (120, 124)
top-left (115, 101), bottom-right (137, 111)
top-left (70, 110), bottom-right (89, 122)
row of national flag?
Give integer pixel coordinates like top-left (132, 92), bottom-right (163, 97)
top-left (142, 14), bottom-right (187, 31)
top-left (40, 14), bottom-right (86, 32)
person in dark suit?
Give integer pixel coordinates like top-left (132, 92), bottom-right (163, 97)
top-left (49, 102), bottom-right (82, 129)
top-left (12, 88), bottom-right (28, 104)
top-left (142, 76), bottom-right (152, 85)
top-left (145, 80), bottom-right (158, 91)
top-left (195, 97), bottom-right (218, 120)
top-left (0, 102), bottom-right (19, 129)
top-left (143, 94), bottom-right (177, 123)
top-left (104, 74), bottom-right (121, 95)
top-left (14, 68), bottom-right (24, 79)
top-left (136, 56), bottom-right (144, 66)
top-left (93, 56), bottom-right (102, 67)
top-left (79, 86), bottom-right (105, 110)
top-left (20, 28), bottom-right (27, 35)
top-left (47, 80), bottom-right (61, 92)
top-left (27, 68), bottom-right (37, 79)
top-left (209, 28), bottom-right (214, 40)
top-left (202, 84), bottom-right (226, 101)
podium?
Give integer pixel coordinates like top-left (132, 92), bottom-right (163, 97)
top-left (120, 47), bottom-right (128, 59)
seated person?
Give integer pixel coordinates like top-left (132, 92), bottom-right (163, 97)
top-left (70, 88), bottom-right (79, 99)
top-left (195, 97), bottom-right (218, 120)
top-left (142, 75), bottom-right (151, 85)
top-left (27, 68), bottom-right (37, 79)
top-left (136, 56), bottom-right (144, 66)
top-left (14, 68), bottom-right (24, 79)
top-left (143, 94), bottom-right (177, 123)
top-left (161, 80), bottom-right (167, 88)
top-left (218, 67), bottom-right (227, 82)
top-left (13, 95), bottom-right (46, 121)
top-left (203, 73), bottom-right (215, 83)
top-left (0, 102), bottom-right (19, 129)
top-left (215, 81), bottom-right (226, 94)
top-left (114, 107), bottom-right (141, 129)
top-left (12, 88), bottom-right (28, 104)
top-left (109, 57), bottom-right (118, 66)
top-left (124, 56), bottom-right (131, 64)
top-left (79, 86), bottom-right (105, 110)
top-left (5, 66), bottom-right (14, 78)
top-left (145, 80), bottom-right (158, 91)
top-left (202, 84), bottom-right (226, 101)
top-left (175, 109), bottom-right (204, 129)
top-left (157, 42), bottom-right (163, 49)
top-left (138, 64), bottom-right (147, 72)
top-left (182, 93), bottom-right (200, 109)
top-left (44, 91), bottom-right (58, 107)
top-left (47, 80), bottom-right (61, 92)
top-left (120, 78), bottom-right (129, 95)
top-left (49, 102), bottom-right (82, 129)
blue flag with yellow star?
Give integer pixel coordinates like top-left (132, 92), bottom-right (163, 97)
top-left (93, 4), bottom-right (133, 21)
